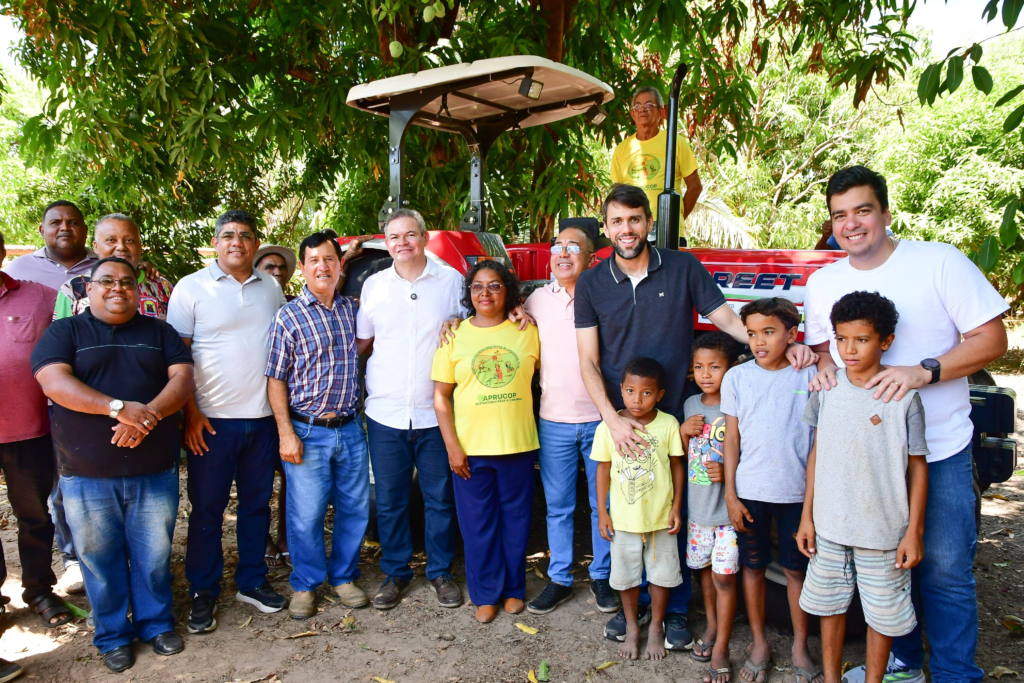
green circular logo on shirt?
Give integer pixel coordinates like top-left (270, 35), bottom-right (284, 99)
top-left (628, 154), bottom-right (661, 181)
top-left (472, 346), bottom-right (520, 388)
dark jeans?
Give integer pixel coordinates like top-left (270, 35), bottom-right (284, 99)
top-left (452, 452), bottom-right (535, 606)
top-left (366, 417), bottom-right (456, 582)
top-left (62, 466), bottom-right (178, 654)
top-left (891, 444), bottom-right (984, 682)
top-left (0, 435), bottom-right (57, 602)
top-left (47, 405), bottom-right (77, 567)
top-left (185, 416), bottom-right (278, 597)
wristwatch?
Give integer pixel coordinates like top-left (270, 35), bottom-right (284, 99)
top-left (920, 358), bottom-right (941, 385)
top-left (108, 399), bottom-right (124, 419)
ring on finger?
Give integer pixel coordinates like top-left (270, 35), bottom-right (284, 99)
top-left (143, 419), bottom-right (151, 427)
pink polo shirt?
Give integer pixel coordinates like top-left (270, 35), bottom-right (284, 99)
top-left (0, 272), bottom-right (57, 443)
top-left (524, 280), bottom-right (602, 424)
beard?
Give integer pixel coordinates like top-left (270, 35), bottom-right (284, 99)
top-left (613, 235), bottom-right (647, 260)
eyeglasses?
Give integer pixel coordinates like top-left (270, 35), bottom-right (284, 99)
top-left (218, 231), bottom-right (256, 242)
top-left (470, 282), bottom-right (505, 294)
top-left (92, 277), bottom-right (137, 290)
top-left (550, 244), bottom-right (582, 255)
top-left (631, 102), bottom-right (659, 113)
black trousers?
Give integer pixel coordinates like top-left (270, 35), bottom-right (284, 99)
top-left (0, 434), bottom-right (57, 602)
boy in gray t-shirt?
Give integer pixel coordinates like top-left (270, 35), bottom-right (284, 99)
top-left (796, 292), bottom-right (929, 683)
top-left (681, 333), bottom-right (743, 676)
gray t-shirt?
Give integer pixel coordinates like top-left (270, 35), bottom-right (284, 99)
top-left (683, 395), bottom-right (731, 526)
top-left (803, 369), bottom-right (929, 550)
top-left (721, 360), bottom-right (817, 504)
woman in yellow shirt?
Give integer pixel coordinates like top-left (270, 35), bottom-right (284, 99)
top-left (432, 261), bottom-right (540, 623)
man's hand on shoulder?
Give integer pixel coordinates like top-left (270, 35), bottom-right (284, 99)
top-left (865, 364), bottom-right (930, 403)
top-left (785, 343), bottom-right (818, 370)
top-left (438, 317), bottom-right (462, 347)
top-left (608, 412), bottom-right (649, 458)
top-left (509, 304), bottom-right (534, 331)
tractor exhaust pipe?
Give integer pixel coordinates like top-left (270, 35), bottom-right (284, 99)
top-left (655, 62), bottom-right (688, 250)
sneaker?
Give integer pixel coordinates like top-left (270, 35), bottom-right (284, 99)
top-left (429, 575), bottom-right (463, 608)
top-left (842, 654), bottom-right (925, 683)
top-left (372, 576), bottom-right (409, 610)
top-left (527, 581), bottom-right (574, 615)
top-left (603, 602), bottom-right (651, 641)
top-left (0, 657), bottom-right (25, 683)
top-left (236, 582), bottom-right (287, 613)
top-left (187, 591), bottom-right (218, 634)
top-left (663, 612), bottom-right (694, 650)
top-left (589, 579), bottom-right (620, 613)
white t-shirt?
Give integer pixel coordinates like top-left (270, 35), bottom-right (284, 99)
top-left (804, 240), bottom-right (1008, 462)
top-left (356, 257), bottom-right (464, 430)
top-left (166, 262), bottom-right (286, 419)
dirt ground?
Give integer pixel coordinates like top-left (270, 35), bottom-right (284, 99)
top-left (1, 383), bottom-right (1023, 683)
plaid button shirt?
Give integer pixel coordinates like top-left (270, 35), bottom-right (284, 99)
top-left (265, 286), bottom-right (359, 417)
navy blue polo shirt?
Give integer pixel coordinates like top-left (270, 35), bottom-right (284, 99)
top-left (575, 246), bottom-right (726, 420)
top-left (31, 309), bottom-right (193, 477)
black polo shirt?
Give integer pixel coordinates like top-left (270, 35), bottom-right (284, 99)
top-left (575, 246), bottom-right (726, 420)
top-left (31, 309), bottom-right (193, 477)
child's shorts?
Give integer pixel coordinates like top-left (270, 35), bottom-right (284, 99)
top-left (609, 528), bottom-right (683, 591)
top-left (736, 499), bottom-right (808, 571)
top-left (686, 520), bottom-right (739, 575)
top-left (799, 535), bottom-right (917, 637)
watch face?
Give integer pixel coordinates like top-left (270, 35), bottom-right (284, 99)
top-left (922, 359), bottom-right (939, 370)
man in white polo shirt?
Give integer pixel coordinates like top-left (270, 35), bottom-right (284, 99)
top-left (804, 167), bottom-right (1008, 683)
top-left (356, 209), bottom-right (465, 611)
top-left (167, 209), bottom-right (289, 633)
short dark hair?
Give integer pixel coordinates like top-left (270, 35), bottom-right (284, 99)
top-left (739, 297), bottom-right (801, 330)
top-left (555, 226), bottom-right (595, 253)
top-left (622, 357), bottom-right (666, 388)
top-left (42, 200), bottom-right (82, 222)
top-left (602, 183), bottom-right (652, 224)
top-left (89, 256), bottom-right (137, 279)
top-left (299, 229), bottom-right (341, 263)
top-left (461, 260), bottom-right (521, 317)
top-left (830, 291), bottom-right (899, 339)
top-left (215, 209), bottom-right (258, 237)
top-left (692, 331), bottom-right (743, 365)
top-left (826, 166), bottom-right (889, 214)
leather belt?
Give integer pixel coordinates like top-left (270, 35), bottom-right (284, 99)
top-left (289, 409), bottom-right (354, 429)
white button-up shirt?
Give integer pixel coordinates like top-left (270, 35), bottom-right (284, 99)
top-left (357, 257), bottom-right (464, 430)
top-left (167, 260), bottom-right (286, 419)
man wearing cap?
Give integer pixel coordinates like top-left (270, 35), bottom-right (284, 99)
top-left (255, 245), bottom-right (298, 302)
top-left (167, 209), bottom-right (289, 633)
top-left (610, 86), bottom-right (703, 229)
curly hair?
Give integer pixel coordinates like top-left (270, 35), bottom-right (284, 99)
top-left (830, 291), bottom-right (899, 339)
top-left (692, 331), bottom-right (743, 365)
top-left (461, 260), bottom-right (521, 317)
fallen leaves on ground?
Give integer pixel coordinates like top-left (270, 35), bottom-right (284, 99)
top-left (372, 677), bottom-right (397, 683)
top-left (282, 631), bottom-right (319, 639)
top-left (595, 661), bottom-right (618, 670)
top-left (1002, 615), bottom-right (1024, 631)
top-left (990, 666), bottom-right (1020, 679)
top-left (984, 493), bottom-right (1010, 501)
top-left (238, 616), bottom-right (253, 629)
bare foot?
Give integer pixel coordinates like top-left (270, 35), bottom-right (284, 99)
top-left (644, 623), bottom-right (667, 661)
top-left (618, 627), bottom-right (640, 660)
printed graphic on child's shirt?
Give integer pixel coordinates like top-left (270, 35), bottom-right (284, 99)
top-left (472, 346), bottom-right (520, 389)
top-left (688, 416), bottom-right (725, 486)
top-left (615, 432), bottom-right (661, 505)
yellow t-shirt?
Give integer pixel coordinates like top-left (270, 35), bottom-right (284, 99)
top-left (590, 410), bottom-right (685, 533)
top-left (609, 129), bottom-right (699, 222)
top-left (430, 318), bottom-right (540, 456)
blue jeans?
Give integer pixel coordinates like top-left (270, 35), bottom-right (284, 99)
top-left (538, 418), bottom-right (606, 585)
top-left (285, 419), bottom-right (370, 592)
top-left (61, 466), bottom-right (178, 654)
top-left (891, 444), bottom-right (983, 683)
top-left (366, 417), bottom-right (456, 582)
top-left (185, 416), bottom-right (278, 597)
top-left (452, 452), bottom-right (535, 606)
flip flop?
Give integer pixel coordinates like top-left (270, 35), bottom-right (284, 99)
top-left (690, 638), bottom-right (716, 663)
top-left (794, 664), bottom-right (824, 683)
top-left (704, 664), bottom-right (732, 683)
top-left (740, 656), bottom-right (772, 683)
top-left (264, 551), bottom-right (286, 570)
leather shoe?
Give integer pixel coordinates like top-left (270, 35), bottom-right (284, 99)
top-left (102, 645), bottom-right (135, 672)
top-left (475, 605), bottom-right (498, 623)
top-left (429, 575), bottom-right (463, 608)
top-left (150, 631), bottom-right (184, 656)
top-left (503, 597), bottom-right (525, 614)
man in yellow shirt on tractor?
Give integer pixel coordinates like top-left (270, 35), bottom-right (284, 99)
top-left (610, 86), bottom-right (703, 231)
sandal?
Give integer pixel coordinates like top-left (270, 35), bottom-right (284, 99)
top-left (690, 638), bottom-right (716, 663)
top-left (794, 664), bottom-right (824, 683)
top-left (739, 656), bottom-right (772, 683)
top-left (264, 551), bottom-right (286, 570)
top-left (29, 593), bottom-right (72, 627)
top-left (704, 664), bottom-right (732, 683)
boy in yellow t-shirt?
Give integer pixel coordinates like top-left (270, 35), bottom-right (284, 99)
top-left (592, 357), bottom-right (685, 662)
